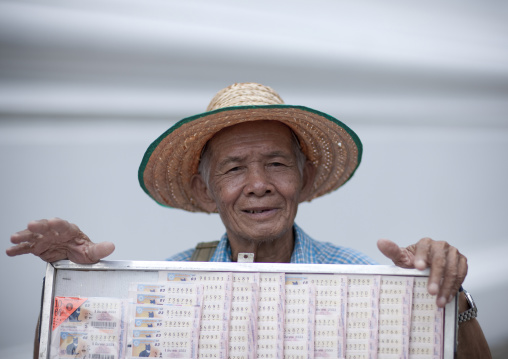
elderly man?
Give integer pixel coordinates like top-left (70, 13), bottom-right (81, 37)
top-left (7, 83), bottom-right (489, 357)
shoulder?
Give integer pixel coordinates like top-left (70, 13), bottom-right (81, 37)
top-left (166, 247), bottom-right (194, 261)
top-left (294, 224), bottom-right (376, 265)
top-left (311, 238), bottom-right (377, 265)
top-left (166, 238), bottom-right (225, 262)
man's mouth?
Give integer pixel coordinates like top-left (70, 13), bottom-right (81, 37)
top-left (243, 208), bottom-right (274, 214)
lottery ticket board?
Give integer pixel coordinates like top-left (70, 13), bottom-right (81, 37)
top-left (38, 260), bottom-right (458, 359)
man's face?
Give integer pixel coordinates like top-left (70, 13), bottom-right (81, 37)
top-left (201, 121), bottom-right (310, 246)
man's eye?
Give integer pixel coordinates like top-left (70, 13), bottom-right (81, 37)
top-left (269, 162), bottom-right (284, 167)
top-left (227, 166), bottom-right (241, 173)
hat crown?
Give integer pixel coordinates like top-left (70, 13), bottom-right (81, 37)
top-left (206, 82), bottom-right (285, 111)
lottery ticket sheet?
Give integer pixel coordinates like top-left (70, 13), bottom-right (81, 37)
top-left (285, 274), bottom-right (348, 359)
top-left (377, 276), bottom-right (414, 359)
top-left (159, 271), bottom-right (233, 359)
top-left (346, 275), bottom-right (381, 359)
top-left (51, 297), bottom-right (126, 359)
top-left (257, 273), bottom-right (285, 359)
top-left (229, 273), bottom-right (260, 359)
top-left (127, 282), bottom-right (204, 358)
top-left (42, 261), bottom-right (455, 359)
top-left (284, 278), bottom-right (315, 359)
top-left (409, 278), bottom-right (444, 359)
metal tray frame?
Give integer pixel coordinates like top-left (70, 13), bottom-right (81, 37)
top-left (38, 260), bottom-right (458, 358)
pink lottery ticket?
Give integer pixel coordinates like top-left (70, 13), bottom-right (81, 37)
top-left (377, 276), bottom-right (414, 359)
top-left (346, 275), bottom-right (381, 359)
top-left (408, 278), bottom-right (443, 359)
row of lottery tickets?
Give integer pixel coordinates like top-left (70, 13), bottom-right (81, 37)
top-left (51, 272), bottom-right (444, 359)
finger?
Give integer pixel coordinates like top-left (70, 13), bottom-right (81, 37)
top-left (457, 255), bottom-right (468, 289)
top-left (30, 235), bottom-right (59, 256)
top-left (441, 253), bottom-right (468, 304)
top-left (85, 242), bottom-right (115, 263)
top-left (6, 242), bottom-right (34, 257)
top-left (434, 246), bottom-right (461, 307)
top-left (27, 219), bottom-right (50, 235)
top-left (413, 237), bottom-right (433, 270)
top-left (10, 229), bottom-right (37, 244)
top-left (48, 218), bottom-right (74, 236)
top-left (423, 240), bottom-right (448, 297)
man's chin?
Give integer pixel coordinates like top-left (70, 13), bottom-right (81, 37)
top-left (240, 225), bottom-right (291, 244)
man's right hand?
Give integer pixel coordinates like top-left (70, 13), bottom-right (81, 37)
top-left (6, 218), bottom-right (115, 264)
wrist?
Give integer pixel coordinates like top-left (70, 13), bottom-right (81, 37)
top-left (458, 287), bottom-right (477, 323)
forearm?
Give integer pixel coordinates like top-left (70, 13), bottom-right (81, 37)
top-left (456, 291), bottom-right (491, 359)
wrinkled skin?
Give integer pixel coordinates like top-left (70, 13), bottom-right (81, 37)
top-left (191, 121), bottom-right (315, 264)
top-left (7, 218), bottom-right (114, 263)
top-left (377, 237), bottom-right (467, 307)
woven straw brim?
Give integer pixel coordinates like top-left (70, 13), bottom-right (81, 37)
top-left (139, 105), bottom-right (362, 212)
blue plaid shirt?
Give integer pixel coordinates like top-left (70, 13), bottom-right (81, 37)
top-left (167, 224), bottom-right (376, 264)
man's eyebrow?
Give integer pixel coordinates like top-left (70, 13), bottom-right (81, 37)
top-left (217, 156), bottom-right (245, 168)
top-left (217, 151), bottom-right (292, 168)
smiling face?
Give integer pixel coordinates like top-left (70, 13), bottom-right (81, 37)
top-left (191, 121), bottom-right (315, 256)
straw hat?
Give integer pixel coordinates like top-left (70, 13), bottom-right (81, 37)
top-left (138, 82), bottom-right (362, 212)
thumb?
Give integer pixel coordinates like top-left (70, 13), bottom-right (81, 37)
top-left (377, 239), bottom-right (413, 268)
top-left (377, 238), bottom-right (401, 261)
top-left (87, 241), bottom-right (115, 263)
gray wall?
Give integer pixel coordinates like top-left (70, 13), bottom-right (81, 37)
top-left (1, 0), bottom-right (507, 357)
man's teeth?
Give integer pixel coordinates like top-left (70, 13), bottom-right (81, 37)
top-left (247, 210), bottom-right (267, 213)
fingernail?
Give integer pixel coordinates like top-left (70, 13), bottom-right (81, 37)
top-left (415, 259), bottom-right (426, 269)
top-left (437, 297), bottom-right (447, 307)
top-left (448, 294), bottom-right (455, 303)
top-left (428, 283), bottom-right (439, 294)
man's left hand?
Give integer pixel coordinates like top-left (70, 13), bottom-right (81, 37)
top-left (377, 238), bottom-right (467, 308)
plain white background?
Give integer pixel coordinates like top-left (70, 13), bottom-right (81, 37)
top-left (1, 0), bottom-right (507, 357)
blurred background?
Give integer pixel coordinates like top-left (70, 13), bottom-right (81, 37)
top-left (1, 0), bottom-right (507, 357)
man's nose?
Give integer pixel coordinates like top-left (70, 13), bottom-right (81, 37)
top-left (244, 168), bottom-right (273, 196)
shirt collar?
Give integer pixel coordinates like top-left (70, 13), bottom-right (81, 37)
top-left (209, 232), bottom-right (233, 262)
top-left (290, 223), bottom-right (316, 263)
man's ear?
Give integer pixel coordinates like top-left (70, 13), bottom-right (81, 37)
top-left (190, 174), bottom-right (217, 212)
top-left (299, 160), bottom-right (316, 203)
